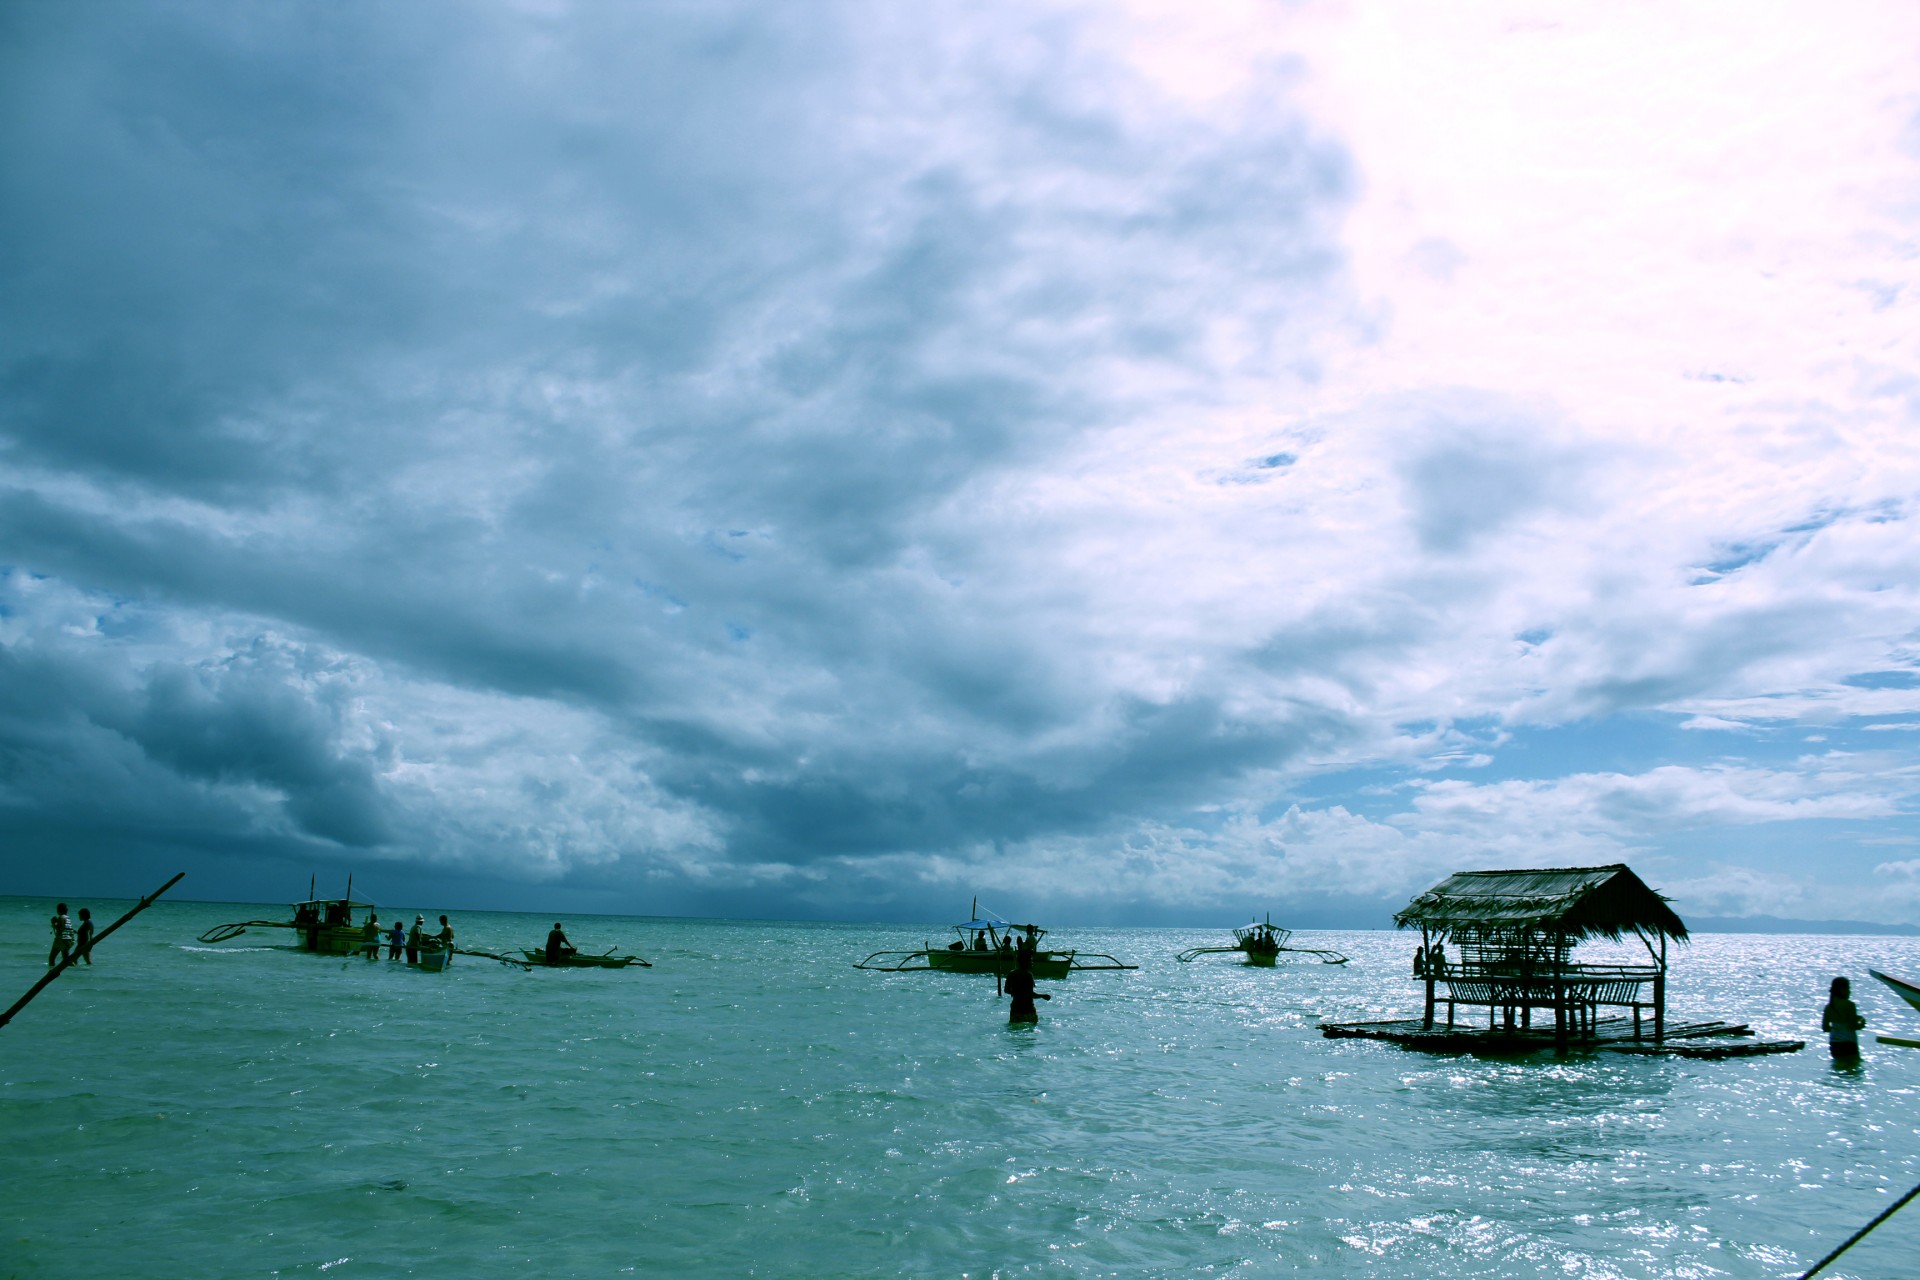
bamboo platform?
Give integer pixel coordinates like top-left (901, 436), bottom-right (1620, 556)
top-left (1320, 1014), bottom-right (1804, 1059)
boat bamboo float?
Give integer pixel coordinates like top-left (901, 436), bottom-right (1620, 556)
top-left (1176, 915), bottom-right (1348, 967)
top-left (856, 900), bottom-right (1135, 976)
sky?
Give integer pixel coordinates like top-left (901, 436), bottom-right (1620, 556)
top-left (4, 0), bottom-right (1920, 929)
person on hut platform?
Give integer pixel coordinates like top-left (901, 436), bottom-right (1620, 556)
top-left (72, 908), bottom-right (93, 965)
top-left (1822, 976), bottom-right (1866, 1063)
top-left (546, 922), bottom-right (576, 964)
top-left (1003, 950), bottom-right (1051, 1025)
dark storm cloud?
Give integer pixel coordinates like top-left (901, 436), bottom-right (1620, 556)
top-left (0, 0), bottom-right (1358, 914)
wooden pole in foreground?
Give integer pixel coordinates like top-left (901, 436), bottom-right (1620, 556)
top-left (1798, 1179), bottom-right (1920, 1280)
top-left (0, 872), bottom-right (186, 1032)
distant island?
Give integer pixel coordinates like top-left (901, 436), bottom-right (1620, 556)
top-left (1687, 915), bottom-right (1920, 937)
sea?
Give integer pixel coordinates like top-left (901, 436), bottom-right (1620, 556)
top-left (4, 898), bottom-right (1920, 1279)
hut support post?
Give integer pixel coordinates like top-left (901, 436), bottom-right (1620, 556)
top-left (1655, 934), bottom-right (1666, 1040)
top-left (1421, 927), bottom-right (1435, 1029)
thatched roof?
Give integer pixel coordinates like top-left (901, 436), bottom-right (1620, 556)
top-left (1393, 864), bottom-right (1689, 941)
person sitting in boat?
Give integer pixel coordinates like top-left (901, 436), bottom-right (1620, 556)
top-left (998, 934), bottom-right (1013, 953)
top-left (546, 922), bottom-right (576, 965)
top-left (361, 914), bottom-right (382, 960)
top-left (973, 930), bottom-right (988, 951)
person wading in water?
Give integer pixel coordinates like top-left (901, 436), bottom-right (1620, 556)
top-left (1002, 950), bottom-right (1051, 1025)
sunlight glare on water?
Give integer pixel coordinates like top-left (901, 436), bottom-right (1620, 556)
top-left (4, 900), bottom-right (1920, 1278)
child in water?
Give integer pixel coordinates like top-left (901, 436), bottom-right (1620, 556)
top-left (1822, 976), bottom-right (1866, 1062)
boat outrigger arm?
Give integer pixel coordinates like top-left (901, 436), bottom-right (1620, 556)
top-left (856, 901), bottom-right (1136, 973)
top-left (198, 874), bottom-right (374, 949)
top-left (1177, 917), bottom-right (1349, 964)
top-left (856, 946), bottom-right (1137, 972)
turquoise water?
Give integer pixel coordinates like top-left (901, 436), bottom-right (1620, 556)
top-left (4, 898), bottom-right (1920, 1279)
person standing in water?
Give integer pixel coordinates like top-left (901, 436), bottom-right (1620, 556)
top-left (1002, 951), bottom-right (1051, 1025)
top-left (436, 915), bottom-right (454, 949)
top-left (387, 918), bottom-right (405, 960)
top-left (1822, 976), bottom-right (1866, 1063)
top-left (72, 908), bottom-right (94, 965)
top-left (361, 914), bottom-right (381, 959)
top-left (406, 915), bottom-right (424, 964)
top-left (48, 903), bottom-right (74, 968)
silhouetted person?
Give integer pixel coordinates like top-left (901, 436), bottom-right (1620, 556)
top-left (48, 903), bottom-right (73, 968)
top-left (973, 930), bottom-right (988, 951)
top-left (546, 923), bottom-right (575, 965)
top-left (1823, 976), bottom-right (1865, 1063)
top-left (1003, 951), bottom-right (1051, 1025)
top-left (73, 908), bottom-right (93, 965)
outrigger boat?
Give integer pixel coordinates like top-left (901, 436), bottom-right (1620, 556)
top-left (520, 948), bottom-right (650, 969)
top-left (855, 901), bottom-right (1136, 977)
top-left (1868, 970), bottom-right (1920, 1048)
top-left (197, 877), bottom-right (376, 955)
top-left (1176, 915), bottom-right (1349, 967)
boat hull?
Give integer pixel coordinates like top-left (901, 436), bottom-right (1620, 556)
top-left (418, 948), bottom-right (451, 971)
top-left (520, 950), bottom-right (639, 969)
top-left (1870, 969), bottom-right (1920, 1014)
top-left (926, 949), bottom-right (1072, 979)
top-left (300, 924), bottom-right (366, 955)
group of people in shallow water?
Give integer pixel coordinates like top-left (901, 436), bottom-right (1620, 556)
top-left (46, 904), bottom-right (93, 968)
top-left (358, 912), bottom-right (454, 963)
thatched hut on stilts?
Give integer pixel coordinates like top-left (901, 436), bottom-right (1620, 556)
top-left (1393, 864), bottom-right (1688, 1049)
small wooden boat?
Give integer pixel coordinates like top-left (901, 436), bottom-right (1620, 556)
top-left (1177, 915), bottom-right (1349, 966)
top-left (520, 948), bottom-right (650, 969)
top-left (197, 877), bottom-right (376, 955)
top-left (856, 901), bottom-right (1136, 976)
top-left (417, 944), bottom-right (452, 972)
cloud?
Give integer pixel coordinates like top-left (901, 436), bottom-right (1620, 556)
top-left (3, 1), bottom-right (1920, 925)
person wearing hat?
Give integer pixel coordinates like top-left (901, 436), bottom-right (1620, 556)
top-left (406, 915), bottom-right (424, 965)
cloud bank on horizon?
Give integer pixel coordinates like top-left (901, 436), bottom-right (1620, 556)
top-left (4, 0), bottom-right (1920, 926)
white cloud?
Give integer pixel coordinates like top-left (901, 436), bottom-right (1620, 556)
top-left (4, 1), bottom-right (1920, 923)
